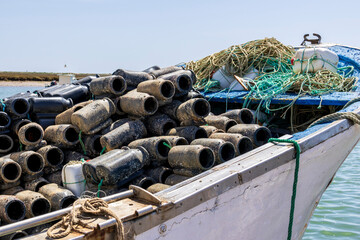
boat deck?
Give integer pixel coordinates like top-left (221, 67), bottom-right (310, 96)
top-left (203, 45), bottom-right (360, 107)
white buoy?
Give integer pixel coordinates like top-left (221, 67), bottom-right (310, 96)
top-left (292, 47), bottom-right (339, 74)
top-left (212, 67), bottom-right (235, 89)
top-left (61, 162), bottom-right (86, 197)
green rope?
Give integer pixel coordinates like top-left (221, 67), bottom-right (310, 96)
top-left (19, 142), bottom-right (23, 151)
top-left (163, 142), bottom-right (172, 149)
top-left (97, 179), bottom-right (103, 198)
top-left (63, 179), bottom-right (86, 185)
top-left (90, 174), bottom-right (99, 184)
top-left (268, 138), bottom-right (301, 240)
top-left (78, 131), bottom-right (87, 155)
top-left (0, 99), bottom-right (5, 112)
top-left (100, 147), bottom-right (106, 155)
top-left (242, 69), bottom-right (356, 113)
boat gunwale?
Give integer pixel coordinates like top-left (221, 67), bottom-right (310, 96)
top-left (124, 103), bottom-right (360, 236)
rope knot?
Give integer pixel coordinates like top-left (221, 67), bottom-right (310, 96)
top-left (47, 198), bottom-right (124, 240)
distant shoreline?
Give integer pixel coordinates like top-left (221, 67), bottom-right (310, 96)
top-left (0, 72), bottom-right (109, 82)
top-left (0, 81), bottom-right (51, 86)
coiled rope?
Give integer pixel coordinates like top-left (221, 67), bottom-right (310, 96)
top-left (307, 112), bottom-right (360, 129)
top-left (342, 96), bottom-right (360, 110)
top-left (47, 198), bottom-right (124, 240)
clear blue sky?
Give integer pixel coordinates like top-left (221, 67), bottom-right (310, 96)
top-left (1, 0), bottom-right (359, 73)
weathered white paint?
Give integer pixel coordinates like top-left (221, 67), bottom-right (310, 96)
top-left (134, 124), bottom-right (360, 240)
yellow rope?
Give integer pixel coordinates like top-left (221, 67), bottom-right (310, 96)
top-left (186, 38), bottom-right (294, 89)
top-left (47, 198), bottom-right (124, 240)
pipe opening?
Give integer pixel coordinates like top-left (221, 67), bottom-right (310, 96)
top-left (27, 154), bottom-right (44, 172)
top-left (7, 200), bottom-right (25, 221)
top-left (47, 148), bottom-right (63, 166)
top-left (65, 127), bottom-right (78, 143)
top-left (15, 120), bottom-right (30, 134)
top-left (160, 169), bottom-right (173, 183)
top-left (25, 127), bottom-right (42, 143)
top-left (112, 77), bottom-right (125, 93)
top-left (158, 140), bottom-right (170, 158)
top-left (225, 120), bottom-right (237, 132)
top-left (13, 99), bottom-right (29, 115)
top-left (194, 100), bottom-right (210, 117)
top-left (0, 135), bottom-right (13, 152)
top-left (139, 178), bottom-right (155, 189)
top-left (144, 97), bottom-right (158, 114)
top-left (161, 82), bottom-right (175, 98)
top-left (61, 196), bottom-right (76, 209)
top-left (255, 128), bottom-right (271, 146)
top-left (162, 122), bottom-right (176, 135)
top-left (220, 143), bottom-right (236, 162)
top-left (73, 106), bottom-right (83, 112)
top-left (238, 137), bottom-right (253, 154)
top-left (35, 181), bottom-right (48, 192)
top-left (3, 163), bottom-right (20, 181)
top-left (11, 232), bottom-right (28, 239)
top-left (195, 128), bottom-right (208, 139)
top-left (93, 136), bottom-right (103, 153)
top-left (31, 198), bottom-right (51, 216)
top-left (177, 75), bottom-right (191, 91)
top-left (0, 112), bottom-right (10, 128)
top-left (240, 110), bottom-right (254, 124)
top-left (174, 138), bottom-right (188, 146)
top-left (199, 148), bottom-right (214, 169)
top-left (115, 98), bottom-right (123, 114)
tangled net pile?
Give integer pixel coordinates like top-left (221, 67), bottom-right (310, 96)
top-left (186, 38), bottom-right (357, 112)
top-left (187, 38), bottom-right (294, 91)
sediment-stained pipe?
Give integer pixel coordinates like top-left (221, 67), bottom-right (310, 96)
top-left (168, 145), bottom-right (215, 175)
top-left (44, 124), bottom-right (79, 147)
top-left (220, 108), bottom-right (255, 124)
top-left (17, 123), bottom-right (44, 146)
top-left (191, 138), bottom-right (236, 164)
top-left (209, 132), bottom-right (253, 155)
top-left (71, 98), bottom-right (116, 135)
top-left (89, 75), bottom-right (127, 96)
top-left (119, 90), bottom-right (158, 116)
top-left (176, 98), bottom-right (210, 122)
top-left (38, 183), bottom-right (77, 211)
top-left (227, 124), bottom-right (272, 147)
top-left (167, 126), bottom-right (208, 143)
top-left (0, 195), bottom-right (26, 224)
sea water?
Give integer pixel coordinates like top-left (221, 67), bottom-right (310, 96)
top-left (0, 86), bottom-right (40, 99)
top-left (0, 85), bottom-right (359, 239)
top-left (303, 143), bottom-right (360, 239)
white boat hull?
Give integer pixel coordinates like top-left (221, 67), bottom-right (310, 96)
top-left (133, 124), bottom-right (360, 240)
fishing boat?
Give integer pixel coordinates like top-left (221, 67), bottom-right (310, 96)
top-left (0, 38), bottom-right (359, 240)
